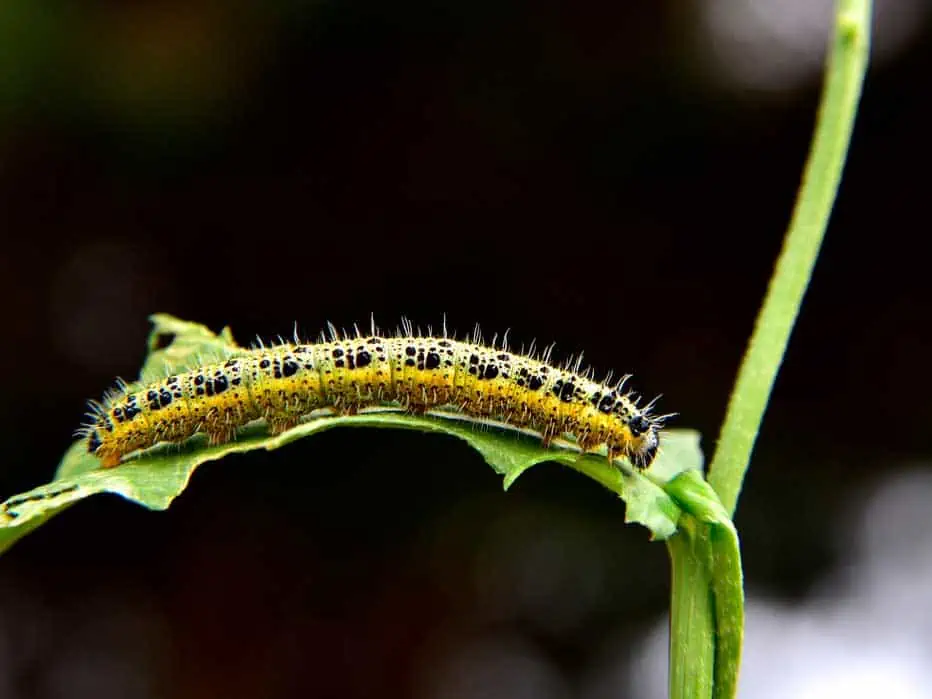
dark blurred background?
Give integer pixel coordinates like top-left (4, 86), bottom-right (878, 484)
top-left (1, 1), bottom-right (931, 697)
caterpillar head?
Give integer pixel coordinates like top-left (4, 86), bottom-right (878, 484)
top-left (627, 414), bottom-right (660, 469)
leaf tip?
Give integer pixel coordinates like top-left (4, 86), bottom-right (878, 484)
top-left (502, 471), bottom-right (521, 491)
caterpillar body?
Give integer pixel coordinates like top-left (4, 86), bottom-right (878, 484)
top-left (80, 323), bottom-right (666, 470)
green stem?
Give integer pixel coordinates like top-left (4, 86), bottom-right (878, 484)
top-left (667, 3), bottom-right (871, 698)
top-left (667, 519), bottom-right (715, 699)
top-left (706, 0), bottom-right (872, 516)
top-left (665, 471), bottom-right (743, 699)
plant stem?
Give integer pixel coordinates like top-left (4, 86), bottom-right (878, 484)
top-left (666, 3), bottom-right (872, 698)
top-left (667, 520), bottom-right (715, 699)
top-left (707, 0), bottom-right (872, 516)
top-left (665, 472), bottom-right (743, 699)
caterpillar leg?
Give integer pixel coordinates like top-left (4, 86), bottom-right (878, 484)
top-left (207, 427), bottom-right (236, 446)
top-left (267, 417), bottom-right (299, 435)
top-left (606, 447), bottom-right (620, 466)
top-left (607, 447), bottom-right (642, 470)
top-left (539, 422), bottom-right (560, 450)
top-left (98, 451), bottom-right (123, 469)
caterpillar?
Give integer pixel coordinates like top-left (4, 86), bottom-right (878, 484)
top-left (79, 321), bottom-right (667, 470)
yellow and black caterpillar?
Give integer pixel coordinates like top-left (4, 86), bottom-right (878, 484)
top-left (80, 323), bottom-right (666, 470)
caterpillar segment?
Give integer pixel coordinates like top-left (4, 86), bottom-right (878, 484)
top-left (316, 337), bottom-right (392, 414)
top-left (245, 348), bottom-right (323, 435)
top-left (82, 329), bottom-right (664, 471)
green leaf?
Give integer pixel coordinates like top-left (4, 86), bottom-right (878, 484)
top-left (665, 470), bottom-right (733, 533)
top-left (0, 314), bottom-right (705, 555)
